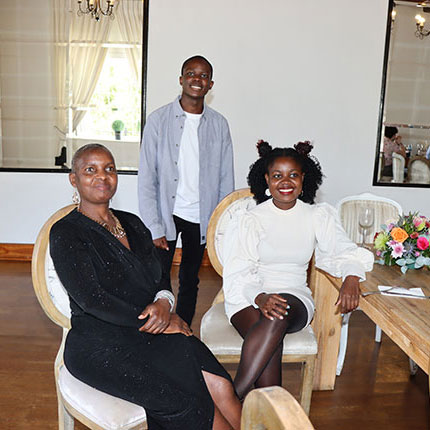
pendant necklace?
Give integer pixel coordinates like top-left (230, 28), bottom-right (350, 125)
top-left (78, 207), bottom-right (126, 239)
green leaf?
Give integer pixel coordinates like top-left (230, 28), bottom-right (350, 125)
top-left (384, 253), bottom-right (392, 265)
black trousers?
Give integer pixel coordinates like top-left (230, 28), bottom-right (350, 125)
top-left (156, 216), bottom-right (205, 325)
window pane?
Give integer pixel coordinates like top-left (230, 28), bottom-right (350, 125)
top-left (76, 49), bottom-right (141, 141)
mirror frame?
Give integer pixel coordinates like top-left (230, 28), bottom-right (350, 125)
top-left (373, 0), bottom-right (430, 188)
top-left (0, 0), bottom-right (149, 175)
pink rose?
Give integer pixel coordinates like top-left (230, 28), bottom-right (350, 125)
top-left (410, 232), bottom-right (419, 239)
top-left (415, 251), bottom-right (420, 257)
top-left (417, 237), bottom-right (429, 251)
top-left (413, 217), bottom-right (426, 231)
top-left (376, 250), bottom-right (381, 256)
top-left (413, 217), bottom-right (422, 227)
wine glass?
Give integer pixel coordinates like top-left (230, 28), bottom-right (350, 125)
top-left (358, 207), bottom-right (374, 248)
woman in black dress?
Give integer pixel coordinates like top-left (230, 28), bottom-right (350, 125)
top-left (50, 144), bottom-right (241, 430)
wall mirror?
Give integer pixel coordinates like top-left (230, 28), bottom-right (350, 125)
top-left (0, 0), bottom-right (148, 173)
top-left (373, 0), bottom-right (430, 187)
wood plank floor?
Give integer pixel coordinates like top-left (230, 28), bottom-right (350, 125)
top-left (0, 261), bottom-right (428, 429)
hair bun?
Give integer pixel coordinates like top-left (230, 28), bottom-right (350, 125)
top-left (256, 140), bottom-right (272, 158)
top-left (294, 141), bottom-right (313, 156)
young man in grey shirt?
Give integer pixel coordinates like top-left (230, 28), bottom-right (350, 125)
top-left (138, 55), bottom-right (234, 325)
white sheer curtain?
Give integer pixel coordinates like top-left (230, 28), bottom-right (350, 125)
top-left (69, 12), bottom-right (112, 131)
top-left (53, 0), bottom-right (113, 133)
top-left (53, 1), bottom-right (142, 133)
top-left (115, 0), bottom-right (143, 83)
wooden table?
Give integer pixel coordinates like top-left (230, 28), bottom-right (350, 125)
top-left (311, 263), bottom-right (430, 392)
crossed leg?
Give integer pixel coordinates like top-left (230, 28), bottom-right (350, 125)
top-left (231, 293), bottom-right (308, 400)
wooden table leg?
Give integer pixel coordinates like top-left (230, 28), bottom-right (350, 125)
top-left (311, 269), bottom-right (342, 390)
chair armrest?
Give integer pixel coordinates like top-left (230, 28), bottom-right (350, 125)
top-left (241, 386), bottom-right (314, 430)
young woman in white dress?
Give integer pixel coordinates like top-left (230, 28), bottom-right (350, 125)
top-left (222, 140), bottom-right (374, 400)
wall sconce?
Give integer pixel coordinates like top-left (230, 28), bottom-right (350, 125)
top-left (415, 13), bottom-right (430, 38)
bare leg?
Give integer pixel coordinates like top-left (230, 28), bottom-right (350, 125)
top-left (231, 294), bottom-right (308, 400)
top-left (202, 371), bottom-right (242, 430)
top-left (212, 405), bottom-right (233, 430)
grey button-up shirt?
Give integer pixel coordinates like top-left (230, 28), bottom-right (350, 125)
top-left (138, 97), bottom-right (234, 244)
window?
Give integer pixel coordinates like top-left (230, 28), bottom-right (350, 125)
top-left (76, 48), bottom-right (141, 141)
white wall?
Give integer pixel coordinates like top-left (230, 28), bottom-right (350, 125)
top-left (0, 172), bottom-right (139, 243)
top-left (1, 0), bottom-right (429, 244)
top-left (0, 0), bottom-right (57, 168)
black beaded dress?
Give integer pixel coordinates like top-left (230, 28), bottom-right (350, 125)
top-left (50, 209), bottom-right (231, 430)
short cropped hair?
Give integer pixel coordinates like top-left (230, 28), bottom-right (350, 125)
top-left (71, 143), bottom-right (114, 173)
top-left (181, 55), bottom-right (213, 79)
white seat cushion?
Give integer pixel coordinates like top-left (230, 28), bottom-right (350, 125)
top-left (200, 303), bottom-right (317, 356)
top-left (58, 365), bottom-right (146, 430)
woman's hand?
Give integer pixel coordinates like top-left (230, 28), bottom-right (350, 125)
top-left (163, 313), bottom-right (193, 336)
top-left (335, 275), bottom-right (361, 313)
top-left (138, 298), bottom-right (171, 334)
top-left (255, 293), bottom-right (289, 321)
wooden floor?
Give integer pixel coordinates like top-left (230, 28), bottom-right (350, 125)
top-left (0, 261), bottom-right (429, 430)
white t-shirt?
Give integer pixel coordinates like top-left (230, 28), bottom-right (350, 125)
top-left (173, 112), bottom-right (202, 223)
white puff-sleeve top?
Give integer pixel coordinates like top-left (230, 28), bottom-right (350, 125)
top-left (221, 199), bottom-right (374, 325)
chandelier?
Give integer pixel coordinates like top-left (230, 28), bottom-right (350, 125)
top-left (77, 0), bottom-right (117, 21)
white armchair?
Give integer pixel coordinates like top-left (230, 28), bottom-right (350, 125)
top-left (201, 189), bottom-right (317, 415)
top-left (335, 193), bottom-right (417, 377)
top-left (407, 156), bottom-right (430, 184)
top-left (392, 153), bottom-right (405, 183)
top-left (336, 193), bottom-right (402, 244)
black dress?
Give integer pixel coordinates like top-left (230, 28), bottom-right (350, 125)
top-left (50, 209), bottom-right (231, 430)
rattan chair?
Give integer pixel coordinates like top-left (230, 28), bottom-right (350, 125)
top-left (201, 188), bottom-right (317, 415)
top-left (32, 205), bottom-right (147, 430)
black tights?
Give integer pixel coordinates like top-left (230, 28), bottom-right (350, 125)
top-left (231, 293), bottom-right (308, 400)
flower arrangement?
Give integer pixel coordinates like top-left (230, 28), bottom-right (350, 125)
top-left (374, 212), bottom-right (430, 273)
